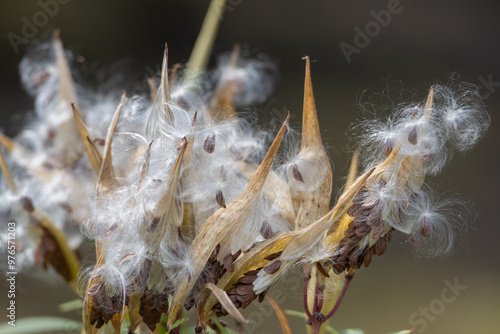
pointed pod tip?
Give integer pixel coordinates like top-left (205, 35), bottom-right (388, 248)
top-left (192, 111), bottom-right (198, 125)
top-left (52, 28), bottom-right (61, 40)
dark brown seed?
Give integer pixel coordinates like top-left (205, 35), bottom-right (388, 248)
top-left (149, 217), bottom-right (160, 232)
top-left (216, 189), bottom-right (226, 208)
top-left (347, 204), bottom-right (360, 217)
top-left (260, 220), bottom-right (274, 239)
top-left (372, 221), bottom-right (386, 239)
top-left (151, 179), bottom-right (162, 187)
top-left (420, 217), bottom-right (432, 237)
top-left (213, 244), bottom-right (221, 257)
top-left (94, 138), bottom-right (106, 146)
top-left (236, 283), bottom-right (254, 296)
top-left (316, 262), bottom-right (330, 278)
top-left (258, 289), bottom-right (268, 303)
top-left (363, 247), bottom-right (374, 267)
top-left (20, 197), bottom-right (35, 213)
top-left (263, 260), bottom-right (282, 275)
top-left (238, 274), bottom-right (258, 284)
top-left (347, 235), bottom-right (361, 245)
top-left (362, 195), bottom-right (379, 209)
top-left (349, 249), bottom-right (361, 269)
top-left (408, 126), bottom-right (418, 145)
top-left (374, 237), bottom-right (387, 256)
top-left (355, 224), bottom-right (372, 238)
top-left (344, 227), bottom-right (356, 238)
top-left (291, 164), bottom-right (304, 183)
top-left (232, 250), bottom-right (242, 261)
top-left (204, 134), bottom-right (216, 154)
top-left (332, 263), bottom-right (346, 275)
top-left (223, 253), bottom-right (235, 272)
top-left (387, 227), bottom-right (394, 242)
top-left (245, 269), bottom-right (261, 276)
top-left (383, 138), bottom-right (394, 156)
top-left (265, 251), bottom-right (282, 261)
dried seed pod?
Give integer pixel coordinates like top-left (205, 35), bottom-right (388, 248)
top-left (139, 289), bottom-right (170, 331)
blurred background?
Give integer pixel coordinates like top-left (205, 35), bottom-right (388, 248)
top-left (0, 1), bottom-right (499, 333)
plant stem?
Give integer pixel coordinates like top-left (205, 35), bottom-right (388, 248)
top-left (324, 274), bottom-right (353, 320)
top-left (184, 0), bottom-right (227, 82)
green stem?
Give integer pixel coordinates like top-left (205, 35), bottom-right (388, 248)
top-left (184, 0), bottom-right (227, 82)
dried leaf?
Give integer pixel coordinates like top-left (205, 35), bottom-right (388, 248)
top-left (266, 296), bottom-right (292, 334)
top-left (205, 283), bottom-right (249, 325)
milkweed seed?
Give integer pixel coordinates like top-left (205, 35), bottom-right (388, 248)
top-left (204, 134), bottom-right (216, 154)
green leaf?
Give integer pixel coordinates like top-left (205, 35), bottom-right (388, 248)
top-left (58, 299), bottom-right (83, 312)
top-left (325, 325), bottom-right (341, 334)
top-left (166, 318), bottom-right (188, 334)
top-left (0, 317), bottom-right (82, 334)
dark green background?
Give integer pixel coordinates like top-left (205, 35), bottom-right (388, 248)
top-left (1, 1), bottom-right (499, 333)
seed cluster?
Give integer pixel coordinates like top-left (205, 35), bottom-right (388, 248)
top-left (88, 281), bottom-right (127, 329)
top-left (139, 289), bottom-right (170, 331)
top-left (331, 184), bottom-right (394, 274)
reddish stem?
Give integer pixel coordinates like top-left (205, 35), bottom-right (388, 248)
top-left (314, 283), bottom-right (324, 313)
top-left (324, 274), bottom-right (353, 320)
top-left (303, 273), bottom-right (313, 320)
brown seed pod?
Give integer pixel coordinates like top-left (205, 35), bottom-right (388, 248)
top-left (139, 289), bottom-right (170, 331)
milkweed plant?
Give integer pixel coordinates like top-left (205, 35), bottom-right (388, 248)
top-left (0, 1), bottom-right (490, 334)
